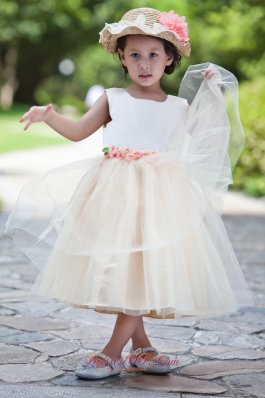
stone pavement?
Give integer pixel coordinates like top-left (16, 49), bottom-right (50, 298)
top-left (0, 138), bottom-right (265, 397)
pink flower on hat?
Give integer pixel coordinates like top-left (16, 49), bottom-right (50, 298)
top-left (158, 11), bottom-right (189, 42)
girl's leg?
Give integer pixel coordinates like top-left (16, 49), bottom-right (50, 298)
top-left (130, 315), bottom-right (158, 361)
top-left (88, 314), bottom-right (156, 368)
top-left (130, 315), bottom-right (153, 350)
top-left (92, 312), bottom-right (140, 367)
top-left (103, 315), bottom-right (153, 355)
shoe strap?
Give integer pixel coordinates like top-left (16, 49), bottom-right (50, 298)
top-left (93, 351), bottom-right (123, 369)
top-left (132, 346), bottom-right (158, 355)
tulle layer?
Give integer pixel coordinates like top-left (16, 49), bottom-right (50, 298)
top-left (171, 63), bottom-right (245, 216)
top-left (5, 152), bottom-right (254, 318)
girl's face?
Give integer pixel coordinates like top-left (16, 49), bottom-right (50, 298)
top-left (118, 35), bottom-right (173, 88)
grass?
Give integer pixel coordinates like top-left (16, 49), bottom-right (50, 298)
top-left (0, 104), bottom-right (69, 154)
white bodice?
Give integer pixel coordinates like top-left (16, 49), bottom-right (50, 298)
top-left (102, 88), bottom-right (188, 151)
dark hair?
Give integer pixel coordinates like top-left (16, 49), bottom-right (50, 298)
top-left (115, 35), bottom-right (181, 75)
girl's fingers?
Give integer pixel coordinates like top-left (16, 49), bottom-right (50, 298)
top-left (20, 104), bottom-right (53, 128)
top-left (20, 111), bottom-right (30, 122)
top-left (24, 120), bottom-right (32, 131)
top-left (204, 69), bottom-right (214, 77)
top-left (204, 68), bottom-right (221, 81)
top-left (44, 104), bottom-right (53, 118)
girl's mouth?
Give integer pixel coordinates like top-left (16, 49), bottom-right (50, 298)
top-left (139, 74), bottom-right (152, 79)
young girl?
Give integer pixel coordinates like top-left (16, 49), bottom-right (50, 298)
top-left (5, 7), bottom-right (254, 380)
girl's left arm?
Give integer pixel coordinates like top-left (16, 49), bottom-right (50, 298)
top-left (20, 92), bottom-right (110, 142)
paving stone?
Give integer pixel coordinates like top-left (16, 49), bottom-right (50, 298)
top-left (145, 324), bottom-right (195, 341)
top-left (124, 374), bottom-right (227, 394)
top-left (51, 371), bottom-right (113, 387)
top-left (0, 384), bottom-right (175, 397)
top-left (0, 269), bottom-right (11, 277)
top-left (0, 256), bottom-right (23, 265)
top-left (55, 307), bottom-right (97, 323)
top-left (34, 354), bottom-right (49, 363)
top-left (230, 310), bottom-right (265, 325)
top-left (0, 287), bottom-right (12, 293)
top-left (0, 277), bottom-right (31, 290)
top-left (0, 325), bottom-right (19, 337)
top-left (253, 293), bottom-right (265, 308)
top-left (195, 319), bottom-right (265, 334)
top-left (51, 324), bottom-right (113, 340)
top-left (194, 330), bottom-right (230, 345)
top-left (0, 315), bottom-right (71, 331)
top-left (56, 306), bottom-right (115, 325)
top-left (0, 307), bottom-right (15, 315)
top-left (0, 290), bottom-right (37, 302)
top-left (222, 372), bottom-right (265, 397)
top-left (192, 344), bottom-right (265, 360)
top-left (0, 344), bottom-right (40, 364)
top-left (0, 331), bottom-right (55, 344)
top-left (51, 351), bottom-right (88, 371)
top-left (4, 263), bottom-right (37, 278)
top-left (0, 363), bottom-right (64, 383)
top-left (1, 301), bottom-right (65, 317)
top-left (25, 340), bottom-right (80, 357)
top-left (194, 330), bottom-right (265, 348)
top-left (181, 396), bottom-right (224, 398)
top-left (145, 316), bottom-right (198, 327)
top-left (81, 338), bottom-right (112, 351)
top-left (125, 337), bottom-right (190, 354)
top-left (224, 333), bottom-right (265, 349)
top-left (120, 337), bottom-right (189, 355)
top-left (170, 355), bottom-right (196, 369)
top-left (178, 359), bottom-right (265, 379)
top-left (4, 271), bottom-right (21, 279)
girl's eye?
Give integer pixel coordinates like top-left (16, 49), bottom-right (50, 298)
top-left (130, 53), bottom-right (139, 59)
top-left (150, 53), bottom-right (158, 58)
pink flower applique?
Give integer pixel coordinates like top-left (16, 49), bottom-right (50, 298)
top-left (158, 11), bottom-right (189, 42)
top-left (102, 146), bottom-right (156, 160)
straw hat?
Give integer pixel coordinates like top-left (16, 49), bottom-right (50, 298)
top-left (99, 7), bottom-right (191, 57)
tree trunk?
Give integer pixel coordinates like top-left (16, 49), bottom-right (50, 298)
top-left (0, 44), bottom-right (19, 109)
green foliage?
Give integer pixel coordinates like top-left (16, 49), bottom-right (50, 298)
top-left (0, 0), bottom-right (109, 104)
top-left (0, 0), bottom-right (103, 43)
top-left (232, 78), bottom-right (265, 196)
top-left (76, 45), bottom-right (124, 90)
top-left (190, 0), bottom-right (265, 79)
top-left (35, 74), bottom-right (88, 113)
top-left (34, 45), bottom-right (124, 109)
top-left (0, 1), bottom-right (48, 42)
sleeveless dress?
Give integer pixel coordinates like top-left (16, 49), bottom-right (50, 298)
top-left (5, 64), bottom-right (254, 319)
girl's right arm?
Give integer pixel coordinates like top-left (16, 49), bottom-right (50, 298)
top-left (20, 92), bottom-right (110, 142)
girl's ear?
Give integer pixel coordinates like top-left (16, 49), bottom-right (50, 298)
top-left (166, 55), bottom-right (174, 66)
top-left (118, 48), bottom-right (126, 66)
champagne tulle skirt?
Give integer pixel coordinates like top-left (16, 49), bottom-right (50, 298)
top-left (5, 149), bottom-right (254, 319)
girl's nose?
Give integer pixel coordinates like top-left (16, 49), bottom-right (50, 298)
top-left (139, 63), bottom-right (150, 70)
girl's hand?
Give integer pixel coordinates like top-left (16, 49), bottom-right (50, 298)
top-left (19, 104), bottom-right (54, 131)
top-left (188, 66), bottom-right (222, 84)
top-left (203, 67), bottom-right (222, 84)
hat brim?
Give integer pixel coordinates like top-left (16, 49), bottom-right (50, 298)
top-left (99, 25), bottom-right (191, 57)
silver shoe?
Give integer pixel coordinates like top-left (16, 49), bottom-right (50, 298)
top-left (127, 346), bottom-right (172, 374)
top-left (75, 351), bottom-right (124, 380)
